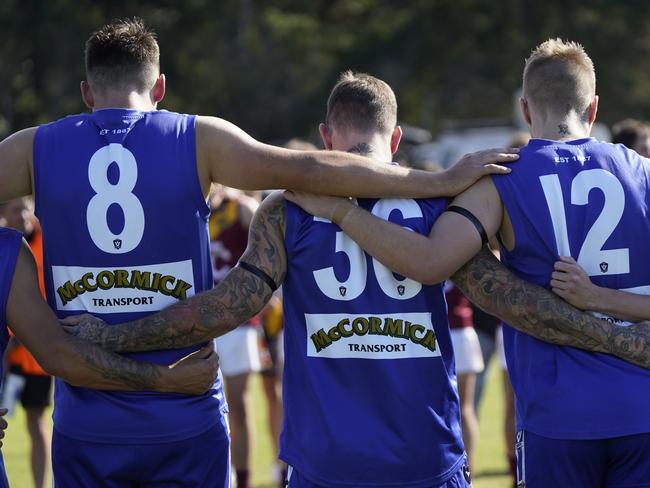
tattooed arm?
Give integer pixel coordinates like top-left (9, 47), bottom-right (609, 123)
top-left (63, 192), bottom-right (288, 353)
top-left (8, 241), bottom-right (218, 393)
top-left (452, 248), bottom-right (650, 369)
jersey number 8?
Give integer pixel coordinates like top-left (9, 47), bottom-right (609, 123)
top-left (86, 143), bottom-right (145, 254)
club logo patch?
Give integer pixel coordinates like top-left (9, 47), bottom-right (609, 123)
top-left (600, 262), bottom-right (609, 273)
top-left (339, 286), bottom-right (347, 297)
top-left (397, 285), bottom-right (405, 296)
top-left (113, 239), bottom-right (122, 250)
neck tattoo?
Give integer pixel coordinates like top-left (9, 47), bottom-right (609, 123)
top-left (347, 142), bottom-right (372, 156)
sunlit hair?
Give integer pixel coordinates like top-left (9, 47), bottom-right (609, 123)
top-left (523, 38), bottom-right (595, 119)
top-left (85, 17), bottom-right (160, 93)
top-left (326, 71), bottom-right (397, 134)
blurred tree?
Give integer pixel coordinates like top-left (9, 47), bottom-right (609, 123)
top-left (2, 0), bottom-right (650, 140)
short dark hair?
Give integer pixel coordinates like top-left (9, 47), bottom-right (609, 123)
top-left (326, 71), bottom-right (397, 134)
top-left (85, 18), bottom-right (160, 93)
top-left (612, 119), bottom-right (648, 148)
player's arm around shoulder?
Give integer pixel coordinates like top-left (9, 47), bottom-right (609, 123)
top-left (7, 241), bottom-right (217, 394)
top-left (64, 191), bottom-right (288, 353)
top-left (0, 127), bottom-right (36, 200)
top-left (196, 116), bottom-right (517, 198)
top-left (421, 176), bottom-right (504, 283)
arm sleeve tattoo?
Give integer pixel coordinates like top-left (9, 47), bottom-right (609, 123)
top-left (451, 247), bottom-right (650, 369)
top-left (82, 193), bottom-right (288, 353)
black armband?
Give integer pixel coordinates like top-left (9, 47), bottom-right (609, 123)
top-left (446, 206), bottom-right (489, 246)
top-left (237, 261), bottom-right (279, 291)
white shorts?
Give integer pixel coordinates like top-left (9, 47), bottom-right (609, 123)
top-left (495, 325), bottom-right (508, 370)
top-left (215, 325), bottom-right (262, 377)
top-left (451, 327), bottom-right (485, 375)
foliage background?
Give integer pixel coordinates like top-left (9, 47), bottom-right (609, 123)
top-left (2, 0), bottom-right (650, 142)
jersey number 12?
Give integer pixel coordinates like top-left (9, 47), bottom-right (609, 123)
top-left (540, 168), bottom-right (629, 276)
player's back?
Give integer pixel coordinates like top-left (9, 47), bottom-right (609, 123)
top-left (281, 197), bottom-right (465, 488)
top-left (33, 109), bottom-right (224, 444)
top-left (492, 137), bottom-right (650, 439)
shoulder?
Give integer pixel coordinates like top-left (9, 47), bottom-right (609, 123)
top-left (258, 191), bottom-right (286, 216)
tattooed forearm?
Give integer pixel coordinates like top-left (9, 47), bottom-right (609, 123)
top-left (451, 248), bottom-right (650, 369)
top-left (64, 334), bottom-right (166, 391)
top-left (77, 192), bottom-right (288, 353)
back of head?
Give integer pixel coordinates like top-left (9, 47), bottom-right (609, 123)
top-left (326, 71), bottom-right (397, 136)
top-left (612, 118), bottom-right (648, 147)
top-left (523, 39), bottom-right (595, 120)
top-left (85, 17), bottom-right (160, 95)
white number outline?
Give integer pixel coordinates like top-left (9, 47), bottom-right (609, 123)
top-left (540, 169), bottom-right (629, 276)
top-left (86, 143), bottom-right (145, 254)
top-left (312, 199), bottom-right (424, 300)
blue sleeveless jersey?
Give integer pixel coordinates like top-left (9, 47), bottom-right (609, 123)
top-left (492, 138), bottom-right (650, 439)
top-left (34, 109), bottom-right (225, 443)
top-left (281, 198), bottom-right (465, 487)
top-left (0, 228), bottom-right (22, 487)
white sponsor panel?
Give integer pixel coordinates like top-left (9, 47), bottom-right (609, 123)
top-left (51, 260), bottom-right (195, 313)
top-left (589, 284), bottom-right (650, 327)
top-left (305, 312), bottom-right (441, 360)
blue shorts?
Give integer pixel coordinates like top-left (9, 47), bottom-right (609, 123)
top-left (52, 416), bottom-right (230, 487)
top-left (286, 458), bottom-right (472, 488)
top-left (516, 430), bottom-right (650, 488)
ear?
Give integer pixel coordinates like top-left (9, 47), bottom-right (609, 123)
top-left (80, 81), bottom-right (94, 109)
top-left (520, 97), bottom-right (532, 127)
top-left (586, 95), bottom-right (599, 126)
top-left (319, 123), bottom-right (333, 150)
top-left (151, 73), bottom-right (166, 105)
top-left (390, 126), bottom-right (403, 155)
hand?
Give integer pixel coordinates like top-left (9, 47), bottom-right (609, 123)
top-left (165, 343), bottom-right (219, 395)
top-left (284, 191), bottom-right (354, 223)
top-left (443, 148), bottom-right (519, 195)
top-left (551, 256), bottom-right (601, 310)
top-left (60, 313), bottom-right (108, 344)
top-left (0, 408), bottom-right (7, 448)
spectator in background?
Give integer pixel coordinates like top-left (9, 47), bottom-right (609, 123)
top-left (612, 119), bottom-right (650, 157)
top-left (0, 198), bottom-right (51, 488)
top-left (445, 283), bottom-right (484, 473)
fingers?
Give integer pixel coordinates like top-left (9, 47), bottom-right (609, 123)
top-left (554, 260), bottom-right (580, 273)
top-left (474, 148), bottom-right (519, 162)
top-left (558, 256), bottom-right (577, 264)
top-left (196, 343), bottom-right (214, 359)
top-left (60, 314), bottom-right (91, 326)
top-left (550, 278), bottom-right (570, 291)
top-left (62, 325), bottom-right (79, 336)
top-left (480, 164), bottom-right (512, 175)
top-left (552, 287), bottom-right (570, 301)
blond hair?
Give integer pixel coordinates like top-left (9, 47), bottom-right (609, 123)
top-left (326, 71), bottom-right (397, 134)
top-left (523, 39), bottom-right (595, 119)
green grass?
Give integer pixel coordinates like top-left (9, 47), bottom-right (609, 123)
top-left (3, 362), bottom-right (512, 487)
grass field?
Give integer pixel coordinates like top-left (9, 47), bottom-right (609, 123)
top-left (3, 360), bottom-right (512, 487)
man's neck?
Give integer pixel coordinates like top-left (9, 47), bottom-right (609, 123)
top-left (344, 140), bottom-right (392, 163)
top-left (92, 91), bottom-right (156, 112)
top-left (531, 113), bottom-right (591, 141)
